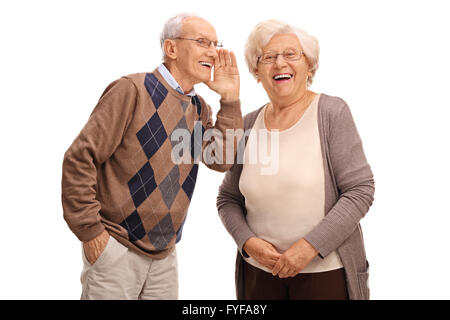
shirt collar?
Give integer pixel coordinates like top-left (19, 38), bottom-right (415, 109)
top-left (157, 63), bottom-right (196, 97)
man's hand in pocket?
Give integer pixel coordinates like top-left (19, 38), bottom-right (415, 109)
top-left (82, 230), bottom-right (110, 265)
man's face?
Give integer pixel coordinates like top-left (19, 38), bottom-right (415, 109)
top-left (172, 17), bottom-right (219, 84)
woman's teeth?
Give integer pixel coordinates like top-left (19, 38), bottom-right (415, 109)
top-left (200, 62), bottom-right (212, 68)
top-left (273, 74), bottom-right (293, 80)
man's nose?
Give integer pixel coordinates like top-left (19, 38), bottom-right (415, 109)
top-left (206, 44), bottom-right (219, 58)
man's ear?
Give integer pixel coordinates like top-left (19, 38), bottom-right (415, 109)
top-left (164, 39), bottom-right (177, 60)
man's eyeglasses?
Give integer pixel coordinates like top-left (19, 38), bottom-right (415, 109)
top-left (174, 37), bottom-right (223, 48)
top-left (257, 49), bottom-right (304, 64)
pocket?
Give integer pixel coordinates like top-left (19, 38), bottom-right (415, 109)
top-left (357, 261), bottom-right (370, 300)
top-left (82, 235), bottom-right (113, 268)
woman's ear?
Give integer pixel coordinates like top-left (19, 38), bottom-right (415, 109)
top-left (164, 39), bottom-right (177, 60)
top-left (255, 69), bottom-right (261, 83)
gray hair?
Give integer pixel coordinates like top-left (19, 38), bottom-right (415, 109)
top-left (160, 13), bottom-right (200, 60)
top-left (244, 19), bottom-right (320, 87)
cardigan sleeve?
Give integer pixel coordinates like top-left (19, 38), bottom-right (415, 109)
top-left (304, 102), bottom-right (375, 258)
top-left (216, 162), bottom-right (256, 257)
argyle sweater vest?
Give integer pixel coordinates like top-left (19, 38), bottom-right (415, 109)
top-left (62, 68), bottom-right (242, 259)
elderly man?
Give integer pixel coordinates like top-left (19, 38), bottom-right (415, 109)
top-left (61, 13), bottom-right (242, 300)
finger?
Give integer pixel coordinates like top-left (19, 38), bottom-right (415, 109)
top-left (213, 49), bottom-right (221, 69)
top-left (263, 260), bottom-right (276, 270)
top-left (268, 255), bottom-right (281, 265)
top-left (215, 49), bottom-right (222, 68)
top-left (219, 49), bottom-right (227, 67)
top-left (230, 51), bottom-right (238, 68)
top-left (287, 269), bottom-right (297, 278)
top-left (266, 257), bottom-right (281, 269)
top-left (223, 49), bottom-right (232, 66)
top-left (284, 267), bottom-right (294, 278)
top-left (265, 252), bottom-right (280, 260)
top-left (268, 256), bottom-right (280, 263)
top-left (278, 266), bottom-right (290, 278)
top-left (272, 260), bottom-right (282, 276)
top-left (264, 253), bottom-right (281, 267)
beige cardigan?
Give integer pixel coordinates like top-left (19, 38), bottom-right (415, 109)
top-left (216, 94), bottom-right (375, 300)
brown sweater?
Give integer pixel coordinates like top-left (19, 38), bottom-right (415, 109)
top-left (62, 68), bottom-right (243, 259)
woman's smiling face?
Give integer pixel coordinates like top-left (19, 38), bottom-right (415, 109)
top-left (256, 33), bottom-right (312, 102)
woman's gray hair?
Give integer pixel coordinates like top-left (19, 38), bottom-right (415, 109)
top-left (160, 13), bottom-right (200, 60)
top-left (244, 19), bottom-right (320, 87)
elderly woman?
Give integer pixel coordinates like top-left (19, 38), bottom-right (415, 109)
top-left (216, 20), bottom-right (375, 300)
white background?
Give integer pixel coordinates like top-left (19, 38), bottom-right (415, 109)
top-left (1, 0), bottom-right (449, 299)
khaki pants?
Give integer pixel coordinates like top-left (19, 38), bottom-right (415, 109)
top-left (80, 235), bottom-right (178, 300)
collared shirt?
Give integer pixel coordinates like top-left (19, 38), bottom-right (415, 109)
top-left (157, 63), bottom-right (196, 97)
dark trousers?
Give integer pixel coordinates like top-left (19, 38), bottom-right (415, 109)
top-left (243, 260), bottom-right (349, 300)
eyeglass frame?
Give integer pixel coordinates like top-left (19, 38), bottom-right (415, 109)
top-left (257, 49), bottom-right (305, 64)
top-left (173, 37), bottom-right (223, 49)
